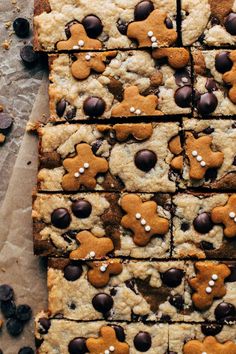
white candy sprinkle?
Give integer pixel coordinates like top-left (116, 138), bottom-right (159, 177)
top-left (84, 163), bottom-right (89, 169)
top-left (90, 251), bottom-right (96, 258)
top-left (197, 155), bottom-right (203, 162)
top-left (74, 172), bottom-right (80, 178)
top-left (73, 45), bottom-right (79, 50)
top-left (109, 346), bottom-right (115, 352)
top-left (85, 54), bottom-right (91, 61)
top-left (78, 40), bottom-right (84, 46)
top-left (100, 265), bottom-right (107, 272)
top-left (206, 287), bottom-right (212, 294)
top-left (136, 213), bottom-right (141, 220)
top-left (200, 161), bottom-right (206, 167)
top-left (229, 212), bottom-right (236, 219)
top-left (209, 280), bottom-right (215, 287)
top-left (152, 42), bottom-right (158, 48)
top-left (130, 107), bottom-right (135, 113)
top-left (234, 217), bottom-right (236, 223)
top-left (212, 274), bottom-right (218, 280)
top-left (79, 167), bottom-right (85, 174)
top-left (141, 219), bottom-right (146, 225)
top-left (148, 31), bottom-right (154, 37)
top-left (145, 225), bottom-right (151, 232)
top-left (151, 36), bottom-right (157, 42)
top-left (202, 352), bottom-right (207, 354)
top-left (192, 151), bottom-right (198, 157)
top-left (135, 109), bottom-right (141, 115)
top-left (104, 351), bottom-right (109, 354)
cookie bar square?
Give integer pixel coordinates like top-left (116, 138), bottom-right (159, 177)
top-left (184, 261), bottom-right (236, 323)
top-left (169, 323), bottom-right (236, 354)
top-left (173, 193), bottom-right (236, 259)
top-left (34, 0), bottom-right (177, 52)
top-left (37, 123), bottom-right (181, 193)
top-left (32, 193), bottom-right (171, 259)
top-left (48, 49), bottom-right (192, 122)
top-left (35, 314), bottom-right (169, 354)
top-left (47, 259), bottom-right (185, 321)
top-left (181, 0), bottom-right (236, 47)
top-left (182, 119), bottom-right (236, 189)
top-left (192, 49), bottom-right (236, 117)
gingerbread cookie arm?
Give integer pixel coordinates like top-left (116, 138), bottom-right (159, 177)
top-left (211, 195), bottom-right (236, 238)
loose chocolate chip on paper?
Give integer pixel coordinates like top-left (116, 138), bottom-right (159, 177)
top-left (13, 18), bottom-right (30, 38)
top-left (56, 99), bottom-right (67, 117)
top-left (83, 97), bottom-right (106, 117)
top-left (0, 112), bottom-right (13, 133)
top-left (134, 149), bottom-right (157, 172)
top-left (51, 208), bottom-right (71, 229)
top-left (64, 264), bottom-right (83, 281)
top-left (1, 300), bottom-right (16, 318)
top-left (20, 45), bottom-right (39, 68)
top-left (68, 337), bottom-right (88, 354)
top-left (201, 323), bottom-right (223, 336)
top-left (134, 1), bottom-right (154, 21)
top-left (82, 15), bottom-right (103, 38)
top-left (16, 304), bottom-right (32, 322)
top-left (225, 13), bottom-right (236, 35)
top-left (71, 200), bottom-right (92, 219)
top-left (193, 213), bottom-right (213, 234)
top-left (108, 324), bottom-right (126, 342)
top-left (92, 293), bottom-right (113, 314)
top-left (0, 284), bottom-right (14, 301)
top-left (197, 92), bottom-right (218, 115)
top-left (161, 268), bottom-right (184, 288)
top-left (6, 318), bottom-right (24, 336)
top-left (38, 317), bottom-right (51, 334)
top-left (215, 52), bottom-right (233, 74)
top-left (214, 302), bottom-right (236, 321)
top-left (133, 331), bottom-right (152, 352)
top-left (18, 347), bottom-right (34, 354)
top-left (174, 86), bottom-right (192, 108)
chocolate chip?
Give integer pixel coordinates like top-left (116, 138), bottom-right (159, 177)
top-left (211, 16), bottom-right (220, 26)
top-left (109, 325), bottom-right (126, 342)
top-left (204, 167), bottom-right (218, 182)
top-left (38, 317), bottom-right (51, 334)
top-left (205, 78), bottom-right (218, 92)
top-left (65, 107), bottom-right (77, 121)
top-left (64, 264), bottom-right (83, 281)
top-left (165, 17), bottom-right (173, 29)
top-left (193, 213), bottom-right (213, 234)
top-left (68, 337), bottom-right (88, 354)
top-left (1, 300), bottom-right (16, 318)
top-left (92, 293), bottom-right (113, 314)
top-left (174, 86), bottom-right (192, 108)
top-left (18, 347), bottom-right (34, 354)
top-left (215, 52), bottom-right (233, 73)
top-left (134, 149), bottom-right (157, 172)
top-left (202, 126), bottom-right (215, 134)
top-left (13, 18), bottom-right (30, 38)
top-left (0, 284), bottom-right (14, 301)
top-left (233, 156), bottom-right (236, 166)
top-left (200, 241), bottom-right (214, 250)
top-left (133, 331), bottom-right (152, 352)
top-left (174, 69), bottom-right (191, 87)
top-left (82, 15), bottom-right (103, 38)
top-left (117, 20), bottom-right (128, 35)
top-left (161, 268), bottom-right (184, 288)
top-left (51, 208), bottom-right (71, 229)
top-left (56, 99), bottom-right (67, 117)
top-left (215, 302), bottom-right (236, 321)
top-left (226, 264), bottom-right (236, 282)
top-left (0, 112), bottom-right (13, 133)
top-left (83, 97), bottom-right (106, 117)
top-left (169, 295), bottom-right (184, 310)
top-left (161, 314), bottom-right (171, 322)
top-left (16, 304), bottom-right (32, 322)
top-left (201, 323), bottom-right (223, 336)
top-left (71, 200), bottom-right (92, 219)
top-left (134, 1), bottom-right (154, 21)
top-left (181, 222), bottom-right (190, 231)
top-left (92, 139), bottom-right (103, 154)
top-left (225, 13), bottom-right (236, 35)
top-left (20, 45), bottom-right (39, 68)
top-left (197, 92), bottom-right (218, 115)
top-left (6, 318), bottom-right (24, 336)
top-left (65, 20), bottom-right (79, 38)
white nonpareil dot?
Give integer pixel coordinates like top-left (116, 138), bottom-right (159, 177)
top-left (152, 42), bottom-right (158, 48)
top-left (151, 36), bottom-right (157, 42)
top-left (109, 346), bottom-right (115, 352)
top-left (104, 351), bottom-right (109, 354)
top-left (229, 212), bottom-right (236, 219)
top-left (74, 172), bottom-right (80, 178)
top-left (209, 280), bottom-right (215, 287)
top-left (202, 352), bottom-right (207, 354)
top-left (141, 219), bottom-right (146, 225)
top-left (145, 225), bottom-right (151, 232)
top-left (192, 150), bottom-right (198, 156)
top-left (100, 265), bottom-right (107, 272)
top-left (84, 162), bottom-right (90, 169)
top-left (73, 45), bottom-right (79, 50)
top-left (89, 251), bottom-right (96, 258)
top-left (136, 213), bottom-right (141, 220)
top-left (200, 161), bottom-right (206, 167)
top-left (148, 31), bottom-right (153, 37)
top-left (78, 40), bottom-right (84, 46)
top-left (130, 107), bottom-right (135, 113)
top-left (197, 155), bottom-right (203, 162)
top-left (135, 109), bottom-right (141, 115)
top-left (85, 54), bottom-right (91, 61)
top-left (206, 287), bottom-right (212, 294)
top-left (234, 217), bottom-right (236, 223)
top-left (212, 274), bottom-right (218, 280)
top-left (79, 167), bottom-right (85, 174)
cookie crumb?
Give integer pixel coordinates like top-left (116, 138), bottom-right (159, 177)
top-left (0, 134), bottom-right (6, 144)
top-left (1, 40), bottom-right (11, 50)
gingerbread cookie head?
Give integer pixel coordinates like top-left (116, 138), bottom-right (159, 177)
top-left (152, 48), bottom-right (190, 69)
top-left (185, 132), bottom-right (224, 180)
top-left (120, 194), bottom-right (169, 247)
top-left (87, 260), bottom-right (123, 288)
top-left (211, 195), bottom-right (236, 238)
top-left (69, 231), bottom-right (114, 260)
top-left (188, 262), bottom-right (231, 311)
top-left (56, 23), bottom-right (102, 51)
top-left (222, 50), bottom-right (236, 104)
top-left (127, 9), bottom-right (177, 48)
top-left (183, 336), bottom-right (236, 354)
top-left (111, 86), bottom-right (163, 117)
top-left (86, 326), bottom-right (129, 354)
top-left (62, 143), bottom-right (109, 191)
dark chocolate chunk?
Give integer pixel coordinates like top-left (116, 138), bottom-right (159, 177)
top-left (202, 126), bottom-right (214, 134)
top-left (65, 107), bottom-right (77, 121)
top-left (214, 302), bottom-right (236, 321)
top-left (174, 86), bottom-right (192, 108)
top-left (0, 113), bottom-right (13, 133)
top-left (71, 200), bottom-right (92, 219)
top-left (117, 20), bottom-right (128, 35)
top-left (1, 300), bottom-right (16, 318)
top-left (133, 331), bottom-right (152, 352)
top-left (18, 347), bottom-right (34, 354)
top-left (6, 318), bottom-right (24, 336)
top-left (64, 264), bottom-right (83, 281)
top-left (200, 241), bottom-right (214, 250)
top-left (134, 1), bottom-right (154, 21)
top-left (38, 317), bottom-right (51, 334)
top-left (211, 16), bottom-right (220, 26)
top-left (181, 222), bottom-right (190, 231)
top-left (56, 99), bottom-right (67, 118)
top-left (161, 314), bottom-right (171, 322)
top-left (109, 324), bottom-right (126, 342)
top-left (205, 78), bottom-right (218, 92)
top-left (51, 208), bottom-right (71, 229)
top-left (16, 304), bottom-right (32, 322)
top-left (226, 264), bottom-right (236, 282)
top-left (225, 13), bottom-right (236, 35)
top-left (13, 18), bottom-right (30, 38)
top-left (193, 213), bottom-right (213, 234)
top-left (174, 69), bottom-right (191, 87)
top-left (215, 52), bottom-right (233, 74)
top-left (134, 149), bottom-right (157, 172)
top-left (92, 139), bottom-right (103, 154)
top-left (165, 17), bottom-right (173, 29)
top-left (92, 293), bottom-right (113, 314)
top-left (82, 15), bottom-right (103, 38)
top-left (201, 323), bottom-right (223, 336)
top-left (0, 284), bottom-right (14, 301)
top-left (20, 45), bottom-right (39, 68)
top-left (204, 167), bottom-right (218, 182)
top-left (83, 97), bottom-right (106, 117)
top-left (197, 92), bottom-right (218, 115)
top-left (161, 268), bottom-right (184, 288)
top-left (169, 295), bottom-right (184, 310)
top-left (68, 337), bottom-right (88, 354)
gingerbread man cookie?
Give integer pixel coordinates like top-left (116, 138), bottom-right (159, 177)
top-left (70, 231), bottom-right (114, 260)
top-left (86, 326), bottom-right (129, 354)
top-left (211, 195), bottom-right (236, 238)
top-left (71, 51), bottom-right (117, 80)
top-left (120, 194), bottom-right (169, 247)
top-left (97, 124), bottom-right (153, 142)
top-left (184, 336), bottom-right (236, 354)
top-left (87, 260), bottom-right (123, 288)
top-left (185, 132), bottom-right (224, 180)
top-left (188, 262), bottom-right (231, 311)
top-left (56, 23), bottom-right (102, 51)
top-left (111, 86), bottom-right (163, 117)
top-left (62, 143), bottom-right (108, 191)
top-left (222, 50), bottom-right (236, 104)
top-left (152, 48), bottom-right (190, 69)
top-left (127, 9), bottom-right (177, 48)
top-left (168, 135), bottom-right (183, 171)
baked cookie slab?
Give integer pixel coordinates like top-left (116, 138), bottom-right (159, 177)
top-left (181, 0), bottom-right (236, 47)
top-left (192, 49), bottom-right (236, 117)
top-left (48, 49), bottom-right (192, 121)
top-left (47, 259), bottom-right (185, 321)
top-left (169, 323), bottom-right (236, 354)
top-left (37, 123), bottom-right (180, 193)
top-left (32, 193), bottom-right (171, 258)
top-left (182, 119), bottom-right (236, 189)
top-left (173, 193), bottom-right (236, 259)
top-left (34, 0), bottom-right (177, 51)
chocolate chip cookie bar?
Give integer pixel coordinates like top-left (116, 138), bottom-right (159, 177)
top-left (192, 49), bottom-right (236, 117)
top-left (47, 259), bottom-right (185, 321)
top-left (169, 323), bottom-right (236, 354)
top-left (181, 0), bottom-right (236, 47)
top-left (37, 123), bottom-right (180, 193)
top-left (35, 313), bottom-right (169, 354)
top-left (34, 0), bottom-right (177, 52)
top-left (32, 193), bottom-right (171, 258)
top-left (173, 193), bottom-right (236, 259)
top-left (49, 48), bottom-right (191, 121)
top-left (182, 119), bottom-right (236, 189)
top-left (184, 261), bottom-right (236, 323)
